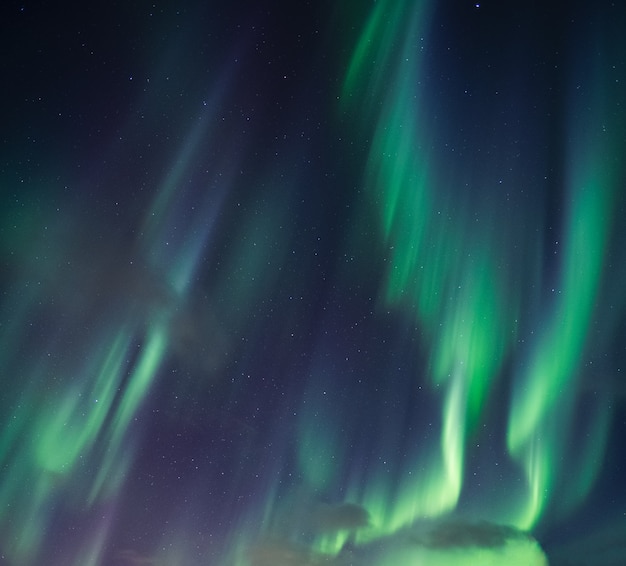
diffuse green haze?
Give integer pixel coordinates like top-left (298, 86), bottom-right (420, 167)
top-left (0, 322), bottom-right (137, 563)
top-left (0, 109), bottom-right (232, 565)
top-left (0, 73), bottom-right (299, 561)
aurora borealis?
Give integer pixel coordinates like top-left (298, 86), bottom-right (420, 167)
top-left (1, 1), bottom-right (625, 565)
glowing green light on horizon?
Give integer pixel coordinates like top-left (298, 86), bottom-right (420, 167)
top-left (375, 535), bottom-right (549, 566)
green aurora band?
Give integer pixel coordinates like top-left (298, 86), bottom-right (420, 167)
top-left (336, 0), bottom-right (513, 541)
top-left (303, 0), bottom-right (625, 553)
top-left (1, 2), bottom-right (624, 564)
top-left (0, 85), bottom-right (289, 563)
top-left (506, 42), bottom-right (624, 529)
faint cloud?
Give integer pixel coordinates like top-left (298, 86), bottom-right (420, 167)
top-left (248, 540), bottom-right (336, 566)
top-left (116, 548), bottom-right (158, 566)
top-left (310, 502), bottom-right (371, 533)
top-left (420, 519), bottom-right (533, 549)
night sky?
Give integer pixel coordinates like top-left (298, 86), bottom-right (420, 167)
top-left (1, 1), bottom-right (626, 565)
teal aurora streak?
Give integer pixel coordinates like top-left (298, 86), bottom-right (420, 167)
top-left (0, 1), bottom-right (625, 565)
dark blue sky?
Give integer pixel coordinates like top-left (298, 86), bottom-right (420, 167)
top-left (1, 2), bottom-right (625, 565)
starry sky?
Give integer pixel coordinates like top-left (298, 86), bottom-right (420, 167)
top-left (1, 1), bottom-right (626, 565)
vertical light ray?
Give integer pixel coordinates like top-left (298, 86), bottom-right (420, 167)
top-left (340, 0), bottom-right (514, 538)
top-left (507, 183), bottom-right (613, 460)
top-left (34, 329), bottom-right (131, 476)
top-left (167, 189), bottom-right (225, 296)
top-left (440, 367), bottom-right (468, 509)
top-left (297, 406), bottom-right (341, 493)
top-left (69, 511), bottom-right (116, 566)
top-left (353, 371), bottom-right (470, 546)
top-left (139, 87), bottom-right (225, 250)
top-left (507, 37), bottom-right (623, 528)
top-left (559, 393), bottom-right (613, 516)
top-left (341, 0), bottom-right (428, 121)
top-left (108, 323), bottom-right (168, 449)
